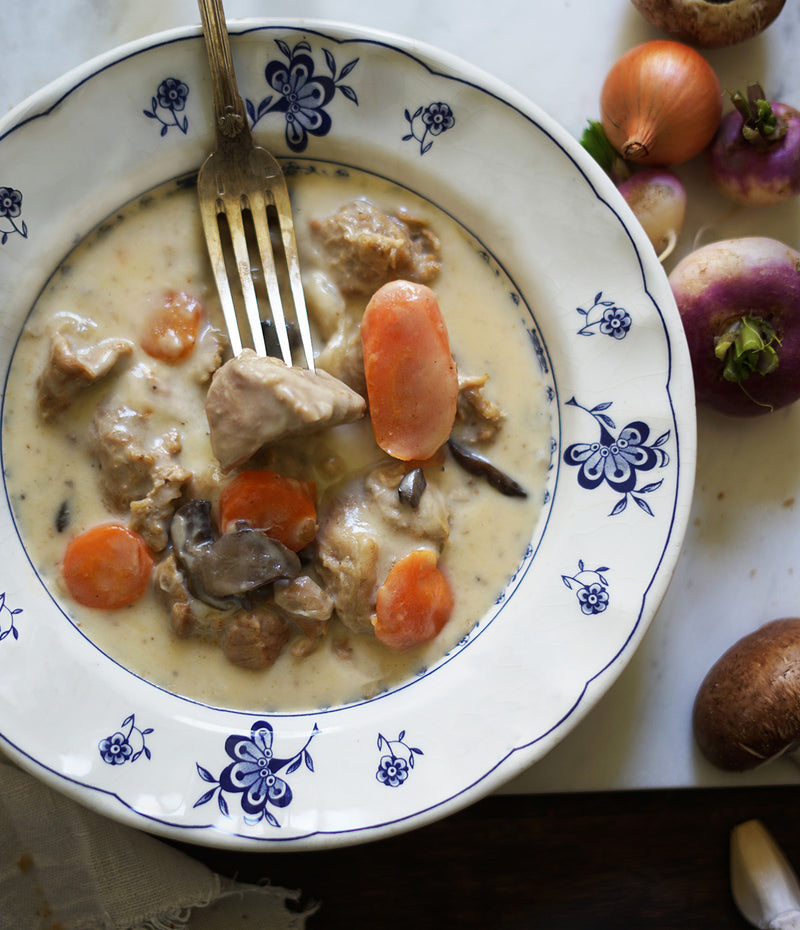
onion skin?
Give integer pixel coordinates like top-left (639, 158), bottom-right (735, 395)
top-left (706, 100), bottom-right (800, 206)
top-left (600, 40), bottom-right (722, 167)
top-left (669, 237), bottom-right (800, 416)
top-left (693, 618), bottom-right (800, 772)
top-left (630, 0), bottom-right (787, 49)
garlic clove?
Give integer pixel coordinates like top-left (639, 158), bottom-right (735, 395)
top-left (731, 819), bottom-right (800, 929)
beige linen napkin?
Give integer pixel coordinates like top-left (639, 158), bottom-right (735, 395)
top-left (0, 759), bottom-right (315, 930)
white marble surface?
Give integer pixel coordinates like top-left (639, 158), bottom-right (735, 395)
top-left (3, 0), bottom-right (800, 795)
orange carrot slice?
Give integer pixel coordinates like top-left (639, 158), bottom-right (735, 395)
top-left (141, 290), bottom-right (203, 362)
top-left (218, 469), bottom-right (318, 552)
top-left (361, 280), bottom-right (458, 461)
top-left (62, 523), bottom-right (153, 610)
top-left (374, 548), bottom-right (454, 651)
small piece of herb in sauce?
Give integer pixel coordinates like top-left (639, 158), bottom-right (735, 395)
top-left (55, 500), bottom-right (71, 533)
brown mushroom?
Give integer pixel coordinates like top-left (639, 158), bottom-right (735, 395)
top-left (630, 0), bottom-right (786, 48)
top-left (693, 618), bottom-right (800, 771)
top-left (169, 499), bottom-right (301, 610)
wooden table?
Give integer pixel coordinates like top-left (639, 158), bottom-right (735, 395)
top-left (173, 786), bottom-right (800, 927)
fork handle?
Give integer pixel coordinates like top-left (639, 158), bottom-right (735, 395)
top-left (197, 0), bottom-right (249, 140)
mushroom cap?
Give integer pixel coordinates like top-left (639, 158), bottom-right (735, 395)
top-left (630, 0), bottom-right (787, 48)
top-left (693, 618), bottom-right (800, 771)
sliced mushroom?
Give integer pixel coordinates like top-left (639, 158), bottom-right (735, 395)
top-left (447, 439), bottom-right (527, 498)
top-left (397, 467), bottom-right (427, 509)
top-left (170, 499), bottom-right (300, 609)
top-left (170, 498), bottom-right (215, 552)
top-left (196, 527), bottom-right (301, 600)
top-left (693, 618), bottom-right (800, 771)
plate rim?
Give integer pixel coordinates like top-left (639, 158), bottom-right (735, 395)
top-left (0, 18), bottom-right (696, 850)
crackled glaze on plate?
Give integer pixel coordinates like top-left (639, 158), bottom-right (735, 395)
top-left (0, 20), bottom-right (695, 849)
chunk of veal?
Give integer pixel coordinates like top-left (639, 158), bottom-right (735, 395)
top-left (310, 198), bottom-right (441, 297)
top-left (205, 350), bottom-right (366, 471)
top-left (91, 402), bottom-right (191, 551)
top-left (36, 331), bottom-right (133, 421)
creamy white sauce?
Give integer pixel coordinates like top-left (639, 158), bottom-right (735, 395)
top-left (3, 164), bottom-right (550, 711)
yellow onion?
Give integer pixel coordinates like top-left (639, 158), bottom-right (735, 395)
top-left (601, 40), bottom-right (722, 166)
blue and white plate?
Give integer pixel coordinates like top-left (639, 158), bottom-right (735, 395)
top-left (0, 20), bottom-right (695, 849)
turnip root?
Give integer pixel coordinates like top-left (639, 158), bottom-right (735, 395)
top-left (617, 169), bottom-right (687, 261)
top-left (693, 618), bottom-right (800, 772)
top-left (669, 237), bottom-right (800, 416)
top-left (706, 84), bottom-right (800, 206)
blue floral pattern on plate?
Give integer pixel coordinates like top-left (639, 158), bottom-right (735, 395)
top-left (0, 593), bottom-right (21, 642)
top-left (402, 102), bottom-right (455, 155)
top-left (529, 327), bottom-right (549, 375)
top-left (563, 398), bottom-right (670, 516)
top-left (376, 730), bottom-right (423, 787)
top-left (576, 291), bottom-right (631, 339)
top-left (194, 720), bottom-right (318, 828)
top-left (562, 561), bottom-right (611, 615)
top-left (98, 714), bottom-right (153, 766)
top-left (0, 187), bottom-right (27, 244)
top-left (246, 40), bottom-right (359, 152)
top-left (143, 77), bottom-right (190, 136)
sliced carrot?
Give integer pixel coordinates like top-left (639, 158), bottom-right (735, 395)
top-left (218, 469), bottom-right (318, 552)
top-left (373, 548), bottom-right (454, 652)
top-left (361, 280), bottom-right (458, 461)
top-left (141, 290), bottom-right (203, 362)
top-left (62, 523), bottom-right (153, 610)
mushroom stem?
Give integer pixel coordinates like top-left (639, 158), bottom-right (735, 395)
top-left (731, 820), bottom-right (800, 930)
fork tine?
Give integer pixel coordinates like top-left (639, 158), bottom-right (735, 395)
top-left (198, 185), bottom-right (243, 357)
top-left (248, 188), bottom-right (293, 366)
top-left (198, 0), bottom-right (315, 369)
top-left (272, 183), bottom-right (315, 371)
top-left (221, 198), bottom-right (269, 358)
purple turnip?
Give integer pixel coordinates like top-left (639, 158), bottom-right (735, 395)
top-left (706, 84), bottom-right (800, 206)
top-left (669, 237), bottom-right (800, 416)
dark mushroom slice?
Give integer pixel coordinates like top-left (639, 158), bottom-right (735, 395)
top-left (170, 499), bottom-right (236, 609)
top-left (169, 499), bottom-right (301, 609)
top-left (447, 439), bottom-right (527, 498)
top-left (170, 498), bottom-right (216, 553)
top-left (195, 526), bottom-right (301, 600)
top-left (397, 467), bottom-right (427, 508)
top-left (55, 500), bottom-right (71, 533)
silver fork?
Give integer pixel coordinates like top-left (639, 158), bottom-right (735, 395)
top-left (196, 0), bottom-right (314, 369)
